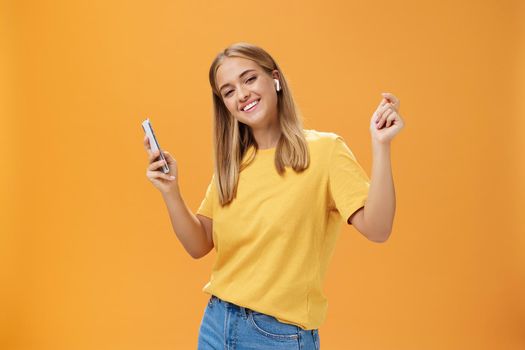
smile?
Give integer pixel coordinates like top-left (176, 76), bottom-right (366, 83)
top-left (242, 99), bottom-right (260, 112)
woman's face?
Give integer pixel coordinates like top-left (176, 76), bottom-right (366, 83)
top-left (215, 57), bottom-right (280, 129)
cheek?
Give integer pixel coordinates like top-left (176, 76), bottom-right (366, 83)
top-left (223, 100), bottom-right (236, 113)
top-left (263, 90), bottom-right (277, 107)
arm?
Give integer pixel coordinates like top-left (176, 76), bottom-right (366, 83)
top-left (161, 189), bottom-right (214, 259)
top-left (350, 92), bottom-right (404, 242)
top-left (349, 143), bottom-right (395, 242)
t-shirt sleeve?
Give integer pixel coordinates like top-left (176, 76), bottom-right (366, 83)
top-left (328, 135), bottom-right (370, 225)
top-left (196, 174), bottom-right (215, 219)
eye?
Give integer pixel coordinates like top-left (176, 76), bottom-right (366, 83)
top-left (223, 76), bottom-right (256, 98)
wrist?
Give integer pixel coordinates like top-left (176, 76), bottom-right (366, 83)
top-left (161, 186), bottom-right (181, 199)
top-left (372, 141), bottom-right (391, 153)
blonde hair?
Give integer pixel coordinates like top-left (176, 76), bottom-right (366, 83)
top-left (208, 42), bottom-right (310, 206)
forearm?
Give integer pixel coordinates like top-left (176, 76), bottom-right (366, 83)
top-left (364, 142), bottom-right (396, 241)
top-left (161, 188), bottom-right (210, 259)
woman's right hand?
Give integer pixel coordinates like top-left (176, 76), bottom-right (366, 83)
top-left (144, 135), bottom-right (179, 194)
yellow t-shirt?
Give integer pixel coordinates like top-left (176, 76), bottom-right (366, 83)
top-left (196, 129), bottom-right (370, 330)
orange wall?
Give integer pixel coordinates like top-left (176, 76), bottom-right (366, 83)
top-left (2, 0), bottom-right (524, 349)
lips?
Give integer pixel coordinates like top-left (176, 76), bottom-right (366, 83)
top-left (240, 98), bottom-right (260, 111)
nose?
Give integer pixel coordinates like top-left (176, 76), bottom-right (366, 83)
top-left (237, 85), bottom-right (250, 101)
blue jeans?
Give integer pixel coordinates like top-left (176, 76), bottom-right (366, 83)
top-left (198, 294), bottom-right (320, 350)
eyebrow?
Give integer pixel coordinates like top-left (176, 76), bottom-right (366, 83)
top-left (218, 69), bottom-right (257, 93)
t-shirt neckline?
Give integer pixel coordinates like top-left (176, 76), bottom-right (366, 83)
top-left (258, 146), bottom-right (276, 152)
top-left (247, 144), bottom-right (276, 155)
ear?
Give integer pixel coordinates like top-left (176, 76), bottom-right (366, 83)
top-left (271, 69), bottom-right (280, 80)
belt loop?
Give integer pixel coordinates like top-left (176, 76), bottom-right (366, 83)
top-left (240, 306), bottom-right (247, 319)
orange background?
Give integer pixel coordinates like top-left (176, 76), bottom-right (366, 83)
top-left (2, 0), bottom-right (524, 349)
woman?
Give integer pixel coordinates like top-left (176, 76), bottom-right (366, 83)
top-left (143, 42), bottom-right (404, 349)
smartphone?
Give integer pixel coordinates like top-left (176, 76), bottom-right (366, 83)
top-left (142, 118), bottom-right (170, 174)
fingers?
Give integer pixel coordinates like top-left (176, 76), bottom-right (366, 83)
top-left (144, 136), bottom-right (155, 161)
top-left (377, 110), bottom-right (393, 129)
top-left (385, 112), bottom-right (397, 128)
top-left (375, 102), bottom-right (393, 122)
top-left (381, 92), bottom-right (400, 110)
top-left (143, 136), bottom-right (171, 162)
top-left (148, 148), bottom-right (161, 163)
top-left (146, 169), bottom-right (176, 181)
top-left (162, 151), bottom-right (174, 164)
top-left (374, 103), bottom-right (395, 128)
top-left (146, 154), bottom-right (175, 180)
top-left (148, 157), bottom-right (168, 171)
top-left (143, 137), bottom-right (176, 184)
top-left (381, 92), bottom-right (398, 104)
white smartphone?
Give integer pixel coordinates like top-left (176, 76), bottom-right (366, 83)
top-left (142, 118), bottom-right (170, 174)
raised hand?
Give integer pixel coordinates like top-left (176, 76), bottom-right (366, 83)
top-left (369, 92), bottom-right (405, 144)
top-left (143, 135), bottom-right (180, 194)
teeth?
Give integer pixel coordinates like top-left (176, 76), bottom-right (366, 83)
top-left (243, 100), bottom-right (259, 111)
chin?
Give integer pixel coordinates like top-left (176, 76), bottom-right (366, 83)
top-left (237, 110), bottom-right (265, 125)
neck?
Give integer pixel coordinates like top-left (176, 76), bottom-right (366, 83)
top-left (252, 124), bottom-right (281, 149)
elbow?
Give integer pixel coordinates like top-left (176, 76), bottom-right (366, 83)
top-left (361, 208), bottom-right (395, 243)
top-left (190, 249), bottom-right (206, 259)
top-left (190, 251), bottom-right (203, 259)
top-left (184, 244), bottom-right (204, 259)
top-left (189, 245), bottom-right (213, 260)
top-left (367, 229), bottom-right (392, 243)
top-left (365, 218), bottom-right (393, 243)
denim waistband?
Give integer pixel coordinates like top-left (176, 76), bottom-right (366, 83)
top-left (210, 294), bottom-right (246, 309)
top-left (207, 294), bottom-right (320, 338)
top-left (201, 294), bottom-right (320, 348)
top-left (209, 294), bottom-right (252, 318)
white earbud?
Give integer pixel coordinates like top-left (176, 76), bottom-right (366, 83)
top-left (274, 79), bottom-right (281, 92)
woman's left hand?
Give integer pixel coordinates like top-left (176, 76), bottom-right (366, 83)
top-left (369, 92), bottom-right (405, 144)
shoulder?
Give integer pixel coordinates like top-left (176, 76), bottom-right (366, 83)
top-left (304, 129), bottom-right (359, 164)
top-left (303, 129), bottom-right (342, 143)
top-left (303, 129), bottom-right (345, 151)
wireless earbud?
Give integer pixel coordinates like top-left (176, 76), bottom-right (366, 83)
top-left (274, 79), bottom-right (281, 92)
